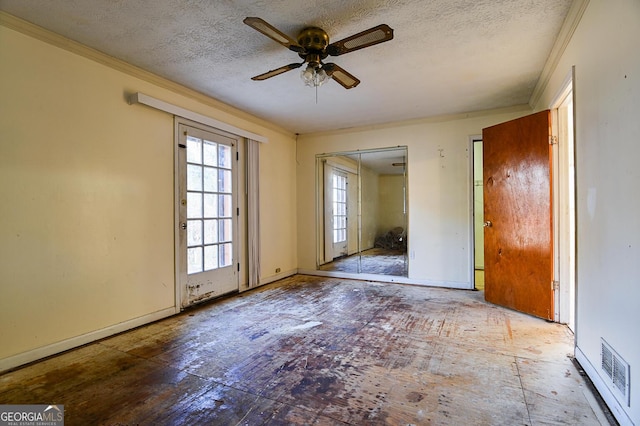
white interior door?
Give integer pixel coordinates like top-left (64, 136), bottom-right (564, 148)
top-left (178, 123), bottom-right (238, 307)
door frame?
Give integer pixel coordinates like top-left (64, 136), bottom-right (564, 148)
top-left (550, 68), bottom-right (576, 327)
top-left (174, 117), bottom-right (245, 310)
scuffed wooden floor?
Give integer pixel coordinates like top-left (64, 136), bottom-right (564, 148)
top-left (0, 275), bottom-right (609, 425)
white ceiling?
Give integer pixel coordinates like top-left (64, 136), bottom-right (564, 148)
top-left (1, 0), bottom-right (573, 134)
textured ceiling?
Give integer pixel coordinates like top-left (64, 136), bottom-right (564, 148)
top-left (0, 0), bottom-right (573, 134)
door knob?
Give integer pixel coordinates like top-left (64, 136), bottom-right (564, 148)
top-left (483, 221), bottom-right (492, 228)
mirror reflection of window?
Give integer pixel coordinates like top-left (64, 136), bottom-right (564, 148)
top-left (317, 147), bottom-right (408, 277)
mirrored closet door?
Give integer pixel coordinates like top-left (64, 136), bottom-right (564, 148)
top-left (316, 147), bottom-right (408, 277)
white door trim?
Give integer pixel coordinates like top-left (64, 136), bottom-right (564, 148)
top-left (549, 67), bottom-right (576, 327)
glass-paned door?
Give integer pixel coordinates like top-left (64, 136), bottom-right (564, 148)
top-left (178, 123), bottom-right (238, 307)
top-left (332, 171), bottom-right (348, 258)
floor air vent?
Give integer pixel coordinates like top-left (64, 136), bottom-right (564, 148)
top-left (601, 338), bottom-right (631, 406)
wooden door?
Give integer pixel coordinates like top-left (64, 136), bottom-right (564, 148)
top-left (482, 110), bottom-right (553, 320)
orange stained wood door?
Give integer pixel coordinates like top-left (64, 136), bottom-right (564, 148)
top-left (482, 110), bottom-right (554, 320)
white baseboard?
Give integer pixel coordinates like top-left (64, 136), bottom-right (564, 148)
top-left (575, 345), bottom-right (634, 426)
top-left (0, 307), bottom-right (177, 373)
top-left (259, 268), bottom-right (298, 285)
top-left (239, 268), bottom-right (298, 292)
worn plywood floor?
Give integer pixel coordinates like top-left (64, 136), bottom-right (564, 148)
top-left (0, 275), bottom-right (609, 425)
top-left (318, 248), bottom-right (408, 276)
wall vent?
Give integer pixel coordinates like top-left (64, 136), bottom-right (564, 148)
top-left (601, 338), bottom-right (631, 407)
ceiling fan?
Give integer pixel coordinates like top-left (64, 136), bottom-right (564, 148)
top-left (243, 17), bottom-right (394, 89)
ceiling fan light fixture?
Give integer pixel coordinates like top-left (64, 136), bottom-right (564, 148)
top-left (300, 64), bottom-right (330, 87)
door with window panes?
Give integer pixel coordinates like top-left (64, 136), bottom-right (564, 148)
top-left (178, 123), bottom-right (238, 307)
top-left (332, 171), bottom-right (348, 259)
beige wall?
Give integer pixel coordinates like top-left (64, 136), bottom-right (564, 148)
top-left (532, 1), bottom-right (640, 423)
top-left (377, 174), bottom-right (406, 238)
top-left (360, 165), bottom-right (379, 250)
top-left (297, 108), bottom-right (529, 286)
top-left (0, 24), bottom-right (297, 369)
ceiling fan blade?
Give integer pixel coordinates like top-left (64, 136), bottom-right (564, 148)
top-left (327, 24), bottom-right (394, 56)
top-left (243, 17), bottom-right (305, 53)
top-left (323, 63), bottom-right (360, 89)
top-left (251, 63), bottom-right (303, 81)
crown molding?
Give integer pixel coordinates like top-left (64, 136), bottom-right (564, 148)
top-left (529, 0), bottom-right (590, 109)
top-left (0, 11), bottom-right (294, 139)
top-left (300, 103), bottom-right (532, 138)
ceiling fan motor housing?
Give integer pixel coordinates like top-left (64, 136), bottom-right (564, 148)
top-left (297, 27), bottom-right (330, 62)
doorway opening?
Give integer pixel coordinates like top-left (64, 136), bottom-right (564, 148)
top-left (472, 138), bottom-right (484, 290)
